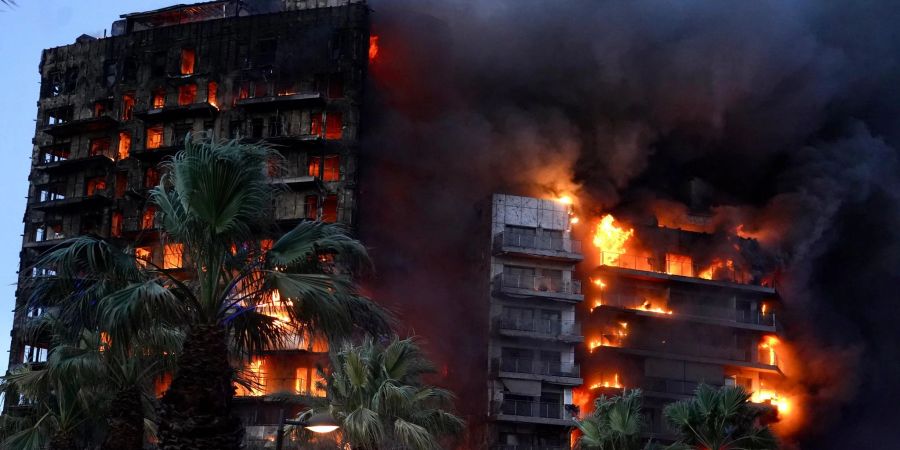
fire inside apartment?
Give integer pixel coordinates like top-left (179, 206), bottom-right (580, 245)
top-left (8, 0), bottom-right (368, 445)
top-left (487, 194), bottom-right (789, 448)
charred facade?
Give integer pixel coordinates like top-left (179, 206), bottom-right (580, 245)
top-left (8, 0), bottom-right (369, 445)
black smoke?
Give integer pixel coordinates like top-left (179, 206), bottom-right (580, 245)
top-left (358, 1), bottom-right (900, 448)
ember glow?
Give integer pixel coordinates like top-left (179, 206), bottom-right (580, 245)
top-left (593, 214), bottom-right (634, 266)
top-left (368, 35), bottom-right (380, 61)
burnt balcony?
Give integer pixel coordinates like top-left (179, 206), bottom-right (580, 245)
top-left (493, 232), bottom-right (583, 262)
top-left (41, 115), bottom-right (118, 138)
top-left (495, 399), bottom-right (573, 427)
top-left (495, 358), bottom-right (581, 382)
top-left (34, 154), bottom-right (115, 174)
top-left (494, 316), bottom-right (582, 343)
top-left (134, 102), bottom-right (218, 121)
top-left (234, 92), bottom-right (322, 109)
top-left (31, 193), bottom-right (110, 213)
top-left (593, 338), bottom-right (779, 373)
top-left (595, 292), bottom-right (777, 331)
top-left (493, 274), bottom-right (583, 303)
top-left (598, 252), bottom-right (775, 292)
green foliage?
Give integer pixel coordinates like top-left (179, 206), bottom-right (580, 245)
top-left (663, 385), bottom-right (778, 450)
top-left (291, 337), bottom-right (464, 450)
top-left (576, 389), bottom-right (651, 450)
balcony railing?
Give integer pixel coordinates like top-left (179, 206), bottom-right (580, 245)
top-left (500, 399), bottom-right (566, 420)
top-left (495, 274), bottom-right (582, 296)
top-left (643, 376), bottom-right (724, 396)
top-left (494, 316), bottom-right (581, 337)
top-left (497, 358), bottom-right (580, 378)
top-left (495, 232), bottom-right (582, 255)
top-left (597, 292), bottom-right (776, 328)
top-left (599, 252), bottom-right (764, 286)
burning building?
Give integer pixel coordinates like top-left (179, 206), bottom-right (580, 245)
top-left (7, 0), bottom-right (369, 446)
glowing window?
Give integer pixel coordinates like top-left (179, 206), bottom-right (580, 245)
top-left (325, 112), bottom-right (342, 140)
top-left (311, 368), bottom-right (327, 397)
top-left (154, 373), bottom-right (172, 398)
top-left (178, 84), bottom-right (197, 106)
top-left (146, 126), bottom-right (164, 149)
top-left (117, 132), bottom-right (131, 160)
top-left (207, 81), bottom-right (218, 107)
top-left (135, 246), bottom-right (152, 267)
top-left (307, 155), bottom-right (340, 181)
top-left (93, 101), bottom-right (107, 118)
top-left (236, 359), bottom-right (267, 397)
top-left (163, 243), bottom-right (183, 269)
top-left (295, 368), bottom-right (309, 395)
top-left (322, 195), bottom-right (338, 223)
top-left (111, 211), bottom-right (123, 237)
top-left (85, 177), bottom-right (107, 196)
top-left (141, 207), bottom-right (156, 230)
top-left (122, 93), bottom-right (135, 120)
top-left (151, 89), bottom-right (166, 109)
top-left (665, 253), bottom-right (694, 277)
top-left (180, 48), bottom-right (195, 75)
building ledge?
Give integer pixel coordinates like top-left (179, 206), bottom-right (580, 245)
top-left (492, 414), bottom-right (575, 427)
top-left (41, 116), bottom-right (119, 137)
top-left (269, 175), bottom-right (324, 191)
top-left (592, 305), bottom-right (777, 332)
top-left (597, 265), bottom-right (777, 295)
top-left (130, 144), bottom-right (183, 161)
top-left (497, 328), bottom-right (584, 344)
top-left (135, 102), bottom-right (218, 121)
top-left (494, 284), bottom-right (584, 303)
top-left (234, 92), bottom-right (322, 109)
top-left (31, 194), bottom-right (110, 212)
top-left (591, 346), bottom-right (782, 374)
top-left (497, 371), bottom-right (583, 387)
top-left (34, 155), bottom-right (115, 174)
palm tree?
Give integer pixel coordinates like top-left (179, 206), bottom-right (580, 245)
top-left (575, 389), bottom-right (650, 450)
top-left (663, 384), bottom-right (778, 450)
top-left (293, 337), bottom-right (464, 450)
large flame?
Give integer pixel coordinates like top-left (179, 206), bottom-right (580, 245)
top-left (593, 214), bottom-right (634, 266)
top-left (589, 373), bottom-right (623, 390)
top-left (699, 258), bottom-right (735, 280)
top-left (368, 35), bottom-right (380, 61)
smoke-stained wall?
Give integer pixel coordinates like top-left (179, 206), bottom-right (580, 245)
top-left (358, 0), bottom-right (900, 448)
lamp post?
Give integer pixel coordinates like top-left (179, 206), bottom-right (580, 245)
top-left (274, 409), bottom-right (340, 450)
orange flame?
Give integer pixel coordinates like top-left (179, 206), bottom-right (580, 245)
top-left (699, 258), bottom-right (735, 280)
top-left (589, 373), bottom-right (622, 390)
top-left (759, 335), bottom-right (780, 366)
top-left (638, 300), bottom-right (673, 315)
top-left (593, 214), bottom-right (634, 266)
top-left (368, 35), bottom-right (380, 61)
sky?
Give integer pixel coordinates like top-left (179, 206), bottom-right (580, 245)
top-left (0, 0), bottom-right (178, 371)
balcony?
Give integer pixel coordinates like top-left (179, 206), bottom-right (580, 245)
top-left (493, 232), bottom-right (583, 262)
top-left (493, 274), bottom-right (583, 303)
top-left (234, 92), bottom-right (322, 110)
top-left (34, 154), bottom-right (115, 174)
top-left (495, 358), bottom-right (581, 385)
top-left (592, 340), bottom-right (780, 373)
top-left (130, 144), bottom-right (183, 161)
top-left (269, 175), bottom-right (324, 191)
top-left (494, 316), bottom-right (582, 343)
top-left (641, 376), bottom-right (724, 399)
top-left (595, 292), bottom-right (777, 331)
top-left (134, 102), bottom-right (218, 121)
top-left (41, 115), bottom-right (119, 138)
top-left (495, 399), bottom-right (573, 427)
top-left (31, 193), bottom-right (110, 213)
top-left (597, 252), bottom-right (775, 292)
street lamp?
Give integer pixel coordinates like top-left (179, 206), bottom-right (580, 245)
top-left (274, 410), bottom-right (340, 450)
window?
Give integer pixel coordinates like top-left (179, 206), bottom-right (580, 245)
top-left (35, 224), bottom-right (64, 242)
top-left (146, 126), bottom-right (164, 149)
top-left (178, 84), bottom-right (197, 106)
top-left (250, 118), bottom-right (264, 139)
top-left (117, 132), bottom-right (131, 160)
top-left (103, 59), bottom-right (117, 87)
top-left (151, 50), bottom-right (167, 77)
top-left (46, 106), bottom-right (73, 126)
top-left (254, 81), bottom-right (268, 98)
top-left (173, 124), bottom-right (193, 146)
top-left (89, 138), bottom-right (111, 157)
top-left (40, 145), bottom-right (70, 164)
top-left (115, 171), bottom-right (128, 198)
top-left (310, 112), bottom-right (323, 137)
top-left (63, 68), bottom-right (78, 94)
top-left (253, 39), bottom-right (277, 67)
top-left (325, 112), bottom-right (343, 140)
top-left (43, 71), bottom-right (63, 97)
top-left (180, 48), bottom-right (195, 75)
top-left (237, 80), bottom-right (250, 100)
top-left (163, 243), bottom-right (184, 269)
top-left (229, 120), bottom-right (243, 139)
top-left (38, 186), bottom-right (65, 202)
top-left (122, 93), bottom-right (135, 120)
top-left (327, 76), bottom-right (344, 98)
top-left (135, 246), bottom-right (152, 267)
top-left (307, 155), bottom-right (340, 181)
top-left (111, 211), bottom-right (123, 237)
top-left (93, 101), bottom-right (108, 118)
top-left (85, 177), bottom-right (107, 196)
top-left (268, 115), bottom-right (283, 137)
top-left (123, 57), bottom-right (137, 82)
top-left (236, 359), bottom-right (267, 396)
top-left (322, 194), bottom-right (338, 223)
top-left (151, 89), bottom-right (166, 109)
top-left (304, 195), bottom-right (318, 220)
top-left (207, 81), bottom-right (218, 107)
top-left (144, 167), bottom-right (161, 188)
top-left (141, 207), bottom-right (156, 230)
top-left (23, 345), bottom-right (48, 364)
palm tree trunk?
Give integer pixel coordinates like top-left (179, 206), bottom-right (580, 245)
top-left (157, 324), bottom-right (243, 450)
top-left (101, 385), bottom-right (144, 450)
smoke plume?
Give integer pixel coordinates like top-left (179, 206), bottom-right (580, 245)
top-left (358, 1), bottom-right (900, 447)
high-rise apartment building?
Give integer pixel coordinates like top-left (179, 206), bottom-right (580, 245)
top-left (7, 1), bottom-right (369, 445)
